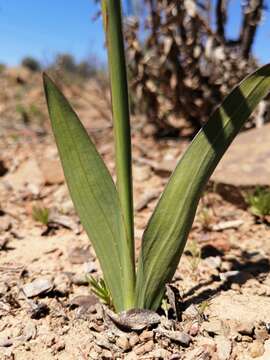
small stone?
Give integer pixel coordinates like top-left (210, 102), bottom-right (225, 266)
top-left (152, 348), bottom-right (169, 358)
top-left (139, 330), bottom-right (153, 342)
top-left (125, 351), bottom-right (138, 360)
top-left (160, 316), bottom-right (174, 329)
top-left (135, 190), bottom-right (159, 211)
top-left (169, 353), bottom-right (182, 360)
top-left (129, 333), bottom-right (140, 347)
top-left (159, 329), bottom-right (191, 346)
top-left (0, 217), bottom-right (11, 232)
top-left (54, 273), bottom-right (70, 294)
top-left (94, 333), bottom-right (117, 352)
top-left (102, 349), bottom-right (112, 358)
top-left (116, 335), bottom-right (130, 351)
top-left (236, 321), bottom-right (254, 336)
top-left (106, 308), bottom-right (160, 331)
top-left (143, 123), bottom-right (156, 136)
top-left (45, 334), bottom-right (55, 347)
top-left (188, 321), bottom-right (200, 336)
top-left (202, 319), bottom-right (228, 336)
top-left (182, 304), bottom-right (199, 319)
top-left (54, 340), bottom-right (65, 352)
top-left (249, 340), bottom-right (265, 358)
top-left (84, 261), bottom-right (97, 274)
top-left (144, 340), bottom-right (154, 352)
top-left (255, 326), bottom-right (269, 341)
top-left (231, 283), bottom-right (241, 291)
top-left (259, 339), bottom-right (270, 359)
top-left (71, 273), bottom-right (89, 286)
top-left (68, 246), bottom-right (91, 264)
top-left (89, 351), bottom-right (99, 359)
top-left (22, 277), bottom-right (53, 298)
top-left (70, 295), bottom-right (98, 312)
top-left (134, 340), bottom-right (154, 355)
top-left (23, 321), bottom-right (37, 341)
top-left (0, 337), bottom-right (13, 347)
top-left (0, 283), bottom-right (8, 296)
top-left (204, 256), bottom-right (222, 269)
top-left (133, 165), bottom-right (151, 182)
top-left (241, 335), bottom-right (253, 343)
top-left (215, 335), bottom-right (232, 360)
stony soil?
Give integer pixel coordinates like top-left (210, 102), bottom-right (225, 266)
top-left (0, 68), bottom-right (270, 359)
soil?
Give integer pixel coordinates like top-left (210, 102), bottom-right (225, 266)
top-left (0, 68), bottom-right (270, 359)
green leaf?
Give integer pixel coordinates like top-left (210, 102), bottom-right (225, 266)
top-left (43, 74), bottom-right (135, 312)
top-left (102, 0), bottom-right (134, 264)
top-left (135, 64), bottom-right (270, 310)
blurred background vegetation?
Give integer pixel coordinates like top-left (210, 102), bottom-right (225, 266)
top-left (0, 0), bottom-right (269, 138)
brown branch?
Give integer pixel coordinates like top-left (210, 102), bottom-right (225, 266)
top-left (216, 0), bottom-right (227, 41)
top-left (240, 0), bottom-right (264, 59)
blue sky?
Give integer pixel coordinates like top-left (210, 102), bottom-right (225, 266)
top-left (0, 0), bottom-right (269, 67)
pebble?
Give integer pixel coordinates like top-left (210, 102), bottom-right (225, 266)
top-left (0, 283), bottom-right (8, 296)
top-left (102, 349), bottom-right (112, 358)
top-left (68, 246), bottom-right (91, 264)
top-left (53, 340), bottom-right (65, 352)
top-left (70, 295), bottom-right (98, 312)
top-left (125, 351), bottom-right (138, 360)
top-left (22, 277), bottom-right (54, 298)
top-left (129, 333), bottom-right (140, 347)
top-left (106, 308), bottom-right (160, 331)
top-left (84, 261), bottom-right (97, 274)
top-left (53, 274), bottom-right (70, 294)
top-left (249, 340), bottom-right (265, 358)
top-left (0, 337), bottom-right (13, 347)
top-left (151, 348), bottom-right (169, 357)
top-left (134, 340), bottom-right (154, 355)
top-left (71, 273), bottom-right (89, 286)
top-left (94, 334), bottom-right (113, 350)
top-left (182, 304), bottom-right (199, 320)
top-left (204, 256), bottom-right (222, 269)
top-left (89, 351), bottom-right (99, 359)
top-left (133, 164), bottom-right (151, 182)
top-left (157, 328), bottom-right (191, 346)
top-left (23, 321), bottom-right (37, 341)
top-left (202, 319), bottom-right (226, 336)
top-left (116, 335), bottom-right (130, 351)
top-left (45, 334), bottom-right (55, 347)
top-left (235, 321), bottom-right (254, 336)
top-left (188, 321), bottom-right (200, 336)
top-left (144, 340), bottom-right (154, 352)
top-left (255, 326), bottom-right (269, 341)
top-left (139, 330), bottom-right (153, 342)
top-left (215, 335), bottom-right (232, 360)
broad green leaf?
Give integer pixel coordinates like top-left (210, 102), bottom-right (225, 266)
top-left (43, 74), bottom-right (135, 312)
top-left (135, 64), bottom-right (270, 310)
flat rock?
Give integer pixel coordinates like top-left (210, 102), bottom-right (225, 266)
top-left (212, 124), bottom-right (270, 186)
top-left (22, 277), bottom-right (54, 298)
top-left (106, 308), bottom-right (160, 331)
top-left (207, 292), bottom-right (270, 325)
